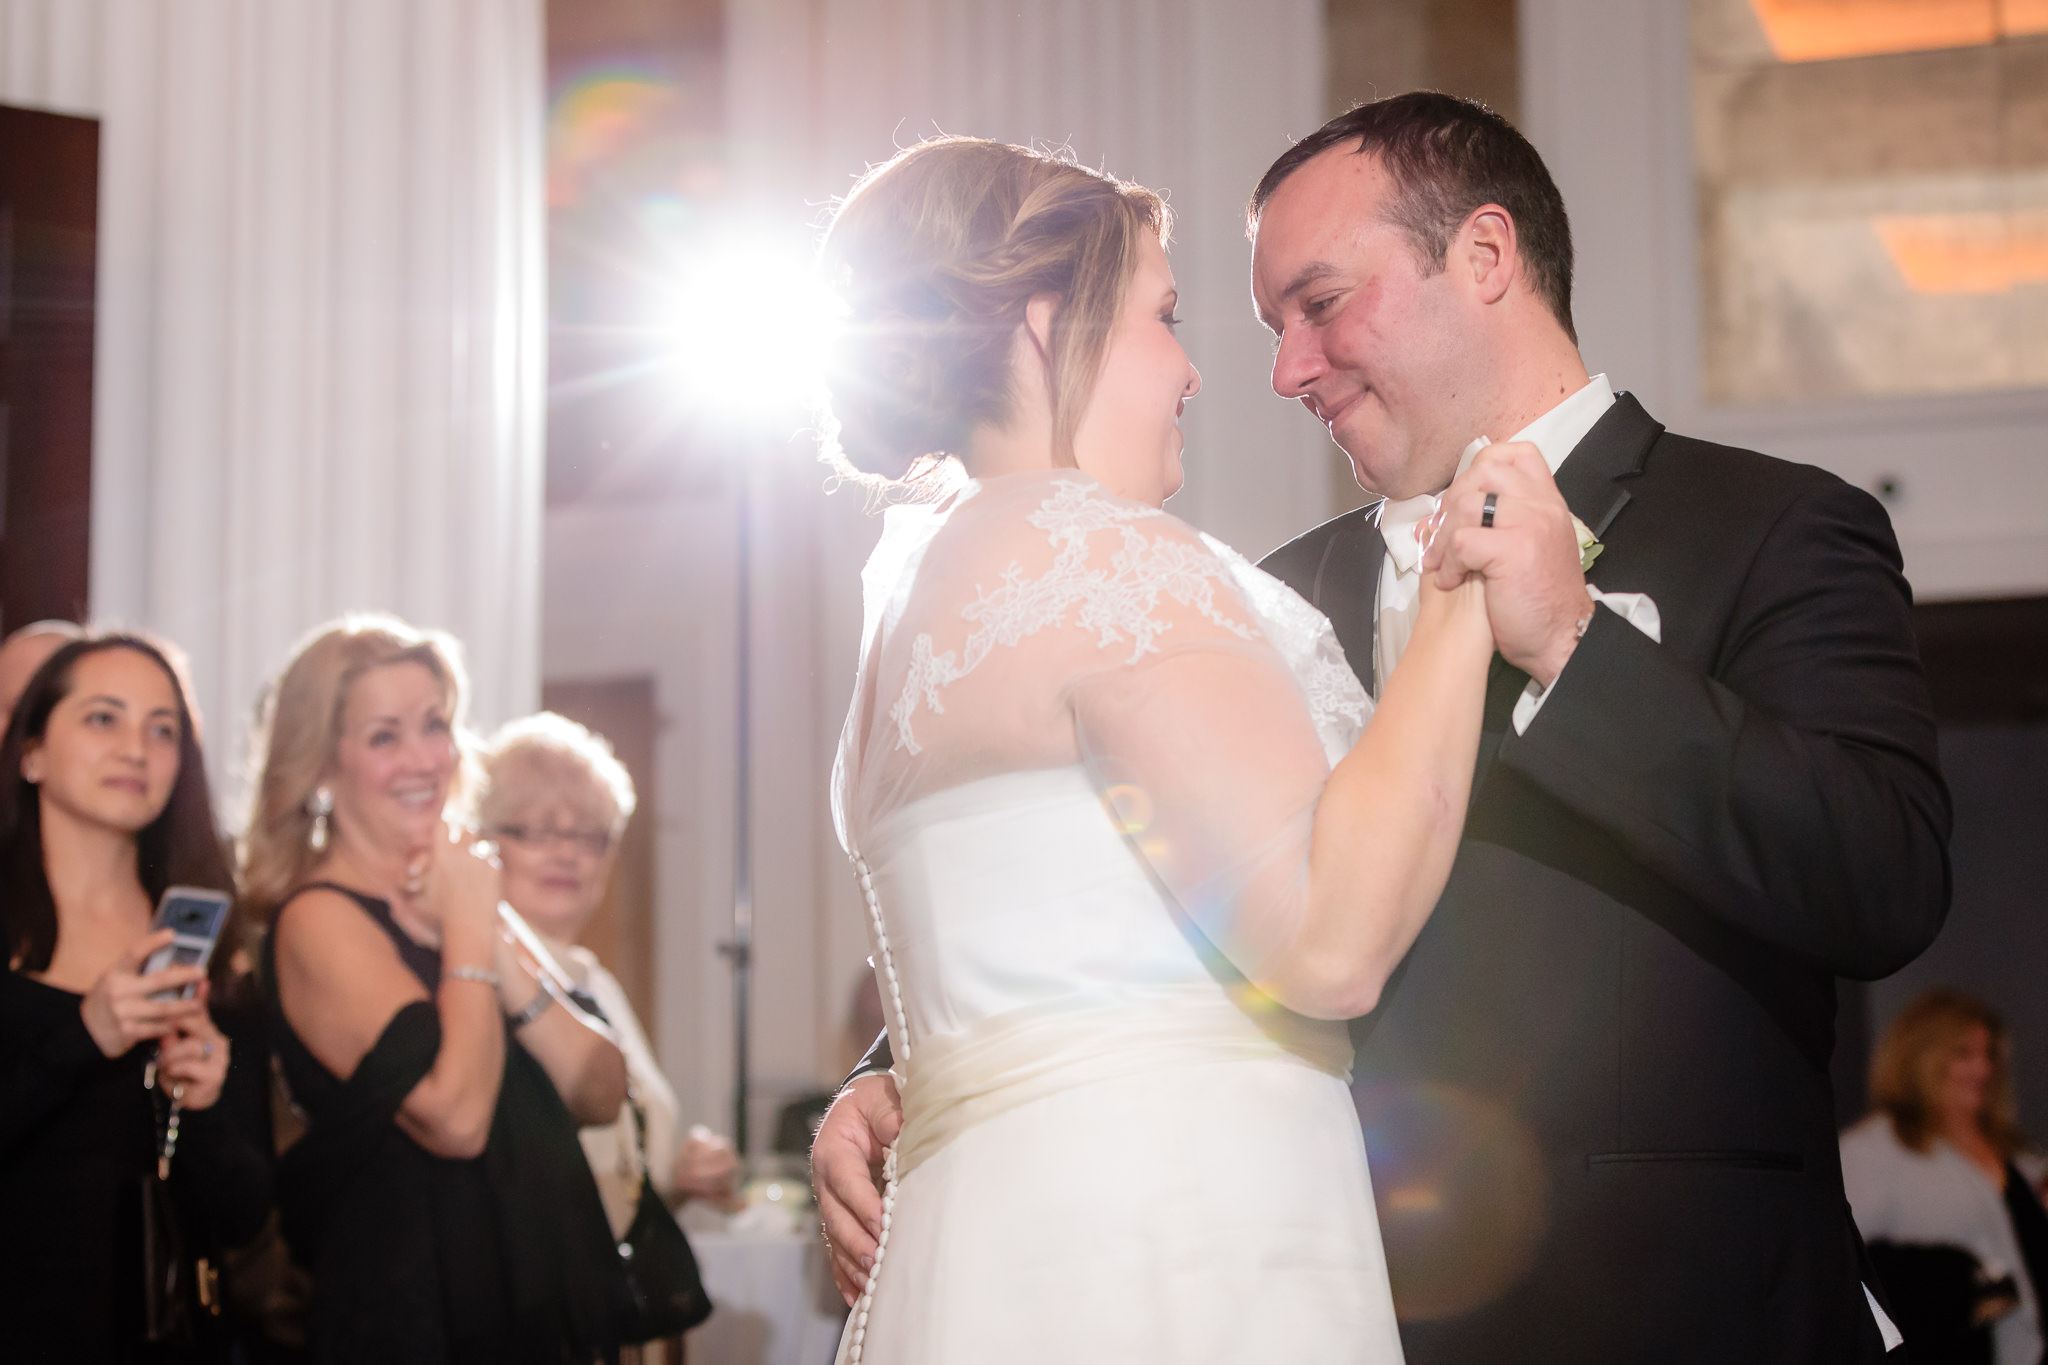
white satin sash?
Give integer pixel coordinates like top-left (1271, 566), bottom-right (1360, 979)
top-left (892, 985), bottom-right (1355, 1180)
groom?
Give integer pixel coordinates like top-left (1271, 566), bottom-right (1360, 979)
top-left (814, 93), bottom-right (1950, 1362)
top-left (1244, 94), bottom-right (1946, 1362)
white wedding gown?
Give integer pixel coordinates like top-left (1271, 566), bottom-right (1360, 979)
top-left (832, 469), bottom-right (1404, 1364)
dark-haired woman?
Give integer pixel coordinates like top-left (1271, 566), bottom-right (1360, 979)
top-left (0, 633), bottom-right (271, 1361)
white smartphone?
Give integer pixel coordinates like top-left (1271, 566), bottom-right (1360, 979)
top-left (141, 886), bottom-right (232, 1000)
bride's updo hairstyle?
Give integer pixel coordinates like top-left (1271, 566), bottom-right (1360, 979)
top-left (820, 137), bottom-right (1169, 488)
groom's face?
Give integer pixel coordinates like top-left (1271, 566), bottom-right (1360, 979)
top-left (1251, 148), bottom-right (1473, 501)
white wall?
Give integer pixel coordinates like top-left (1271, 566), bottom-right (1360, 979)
top-left (1521, 0), bottom-right (2048, 601)
top-left (0, 0), bottom-right (547, 787)
top-left (545, 0), bottom-right (1332, 1144)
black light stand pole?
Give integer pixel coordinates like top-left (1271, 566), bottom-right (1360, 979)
top-left (723, 463), bottom-right (755, 1157)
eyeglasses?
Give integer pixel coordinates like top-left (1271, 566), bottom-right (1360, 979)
top-left (492, 823), bottom-right (613, 857)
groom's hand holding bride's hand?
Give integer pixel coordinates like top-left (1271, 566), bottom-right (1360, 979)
top-left (1424, 440), bottom-right (1592, 689)
top-left (814, 1072), bottom-right (904, 1305)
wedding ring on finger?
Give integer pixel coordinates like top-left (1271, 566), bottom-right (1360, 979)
top-left (1481, 491), bottom-right (1499, 529)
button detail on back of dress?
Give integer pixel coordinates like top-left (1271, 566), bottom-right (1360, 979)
top-left (845, 851), bottom-right (905, 1365)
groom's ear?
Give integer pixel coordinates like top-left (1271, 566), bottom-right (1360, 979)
top-left (1459, 204), bottom-right (1520, 306)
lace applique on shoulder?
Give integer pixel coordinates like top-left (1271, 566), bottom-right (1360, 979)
top-left (1295, 633), bottom-right (1373, 754)
top-left (1199, 533), bottom-right (1372, 761)
top-left (891, 477), bottom-right (1255, 754)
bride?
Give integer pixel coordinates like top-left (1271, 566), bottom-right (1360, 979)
top-left (818, 137), bottom-right (1493, 1363)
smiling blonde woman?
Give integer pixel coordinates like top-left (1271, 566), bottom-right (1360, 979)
top-left (246, 615), bottom-right (629, 1364)
top-left (1843, 991), bottom-right (2048, 1365)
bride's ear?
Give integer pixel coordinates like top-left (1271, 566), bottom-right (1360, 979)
top-left (1023, 293), bottom-right (1059, 373)
top-left (1004, 293), bottom-right (1060, 417)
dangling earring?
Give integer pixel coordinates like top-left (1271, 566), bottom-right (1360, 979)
top-left (307, 786), bottom-right (334, 852)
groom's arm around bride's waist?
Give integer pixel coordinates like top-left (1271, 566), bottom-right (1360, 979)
top-left (1494, 456), bottom-right (1950, 981)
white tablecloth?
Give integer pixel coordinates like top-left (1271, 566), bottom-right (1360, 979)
top-left (684, 1226), bottom-right (846, 1365)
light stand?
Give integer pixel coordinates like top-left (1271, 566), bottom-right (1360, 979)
top-left (663, 236), bottom-right (835, 1163)
top-left (718, 459), bottom-right (755, 1156)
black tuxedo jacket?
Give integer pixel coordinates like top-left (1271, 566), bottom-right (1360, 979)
top-left (1257, 393), bottom-right (1950, 1363)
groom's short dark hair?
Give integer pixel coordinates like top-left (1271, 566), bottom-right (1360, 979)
top-left (1249, 92), bottom-right (1576, 344)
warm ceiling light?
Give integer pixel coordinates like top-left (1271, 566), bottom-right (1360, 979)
top-left (1873, 210), bottom-right (2048, 294)
top-left (1748, 0), bottom-right (2048, 63)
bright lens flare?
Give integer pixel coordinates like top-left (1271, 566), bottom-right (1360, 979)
top-left (662, 241), bottom-right (842, 420)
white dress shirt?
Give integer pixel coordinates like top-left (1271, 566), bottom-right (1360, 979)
top-left (1372, 374), bottom-right (1660, 733)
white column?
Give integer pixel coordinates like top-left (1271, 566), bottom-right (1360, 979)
top-left (0, 0), bottom-right (545, 780)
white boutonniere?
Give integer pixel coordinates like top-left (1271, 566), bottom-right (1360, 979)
top-left (1572, 515), bottom-right (1604, 574)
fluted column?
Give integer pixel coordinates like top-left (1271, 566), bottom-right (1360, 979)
top-left (0, 0), bottom-right (545, 773)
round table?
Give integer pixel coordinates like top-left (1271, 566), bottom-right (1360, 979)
top-left (683, 1221), bottom-right (846, 1365)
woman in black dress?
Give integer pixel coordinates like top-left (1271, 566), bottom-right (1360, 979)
top-left (244, 615), bottom-right (630, 1364)
top-left (0, 632), bottom-right (272, 1361)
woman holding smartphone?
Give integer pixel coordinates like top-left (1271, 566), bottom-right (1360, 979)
top-left (0, 631), bottom-right (271, 1361)
top-left (246, 615), bottom-right (629, 1365)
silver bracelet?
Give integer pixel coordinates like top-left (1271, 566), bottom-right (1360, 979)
top-left (443, 964), bottom-right (501, 987)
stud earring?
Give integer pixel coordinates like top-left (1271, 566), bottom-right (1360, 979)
top-left (307, 786), bottom-right (334, 852)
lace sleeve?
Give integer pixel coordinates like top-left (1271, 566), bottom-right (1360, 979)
top-left (889, 477), bottom-right (1261, 752)
top-left (1069, 634), bottom-right (1334, 993)
top-left (838, 471), bottom-right (1307, 842)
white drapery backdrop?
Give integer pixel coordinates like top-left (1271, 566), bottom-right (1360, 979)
top-left (0, 0), bottom-right (545, 792)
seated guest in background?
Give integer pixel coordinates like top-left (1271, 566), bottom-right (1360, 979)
top-left (1844, 989), bottom-right (2048, 1365)
top-left (479, 711), bottom-right (740, 1237)
top-left (245, 617), bottom-right (629, 1364)
top-left (0, 631), bottom-right (272, 1361)
top-left (0, 618), bottom-right (84, 731)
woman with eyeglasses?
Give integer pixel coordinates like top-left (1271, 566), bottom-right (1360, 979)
top-left (244, 617), bottom-right (629, 1364)
top-left (478, 713), bottom-right (740, 1256)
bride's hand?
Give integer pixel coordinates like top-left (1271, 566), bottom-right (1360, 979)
top-left (1416, 562), bottom-right (1493, 642)
top-left (1422, 441), bottom-right (1591, 687)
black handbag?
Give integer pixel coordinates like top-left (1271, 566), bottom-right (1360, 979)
top-left (127, 1065), bottom-right (218, 1344)
top-left (615, 1095), bottom-right (714, 1342)
top-left (134, 1166), bottom-right (197, 1343)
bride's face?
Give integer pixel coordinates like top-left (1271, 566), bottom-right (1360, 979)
top-left (1070, 235), bottom-right (1201, 506)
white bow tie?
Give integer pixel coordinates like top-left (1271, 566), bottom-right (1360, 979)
top-left (1379, 492), bottom-right (1438, 576)
top-left (1379, 437), bottom-right (1493, 577)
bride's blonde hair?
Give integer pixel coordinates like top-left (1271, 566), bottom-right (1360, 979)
top-left (820, 137), bottom-right (1169, 488)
